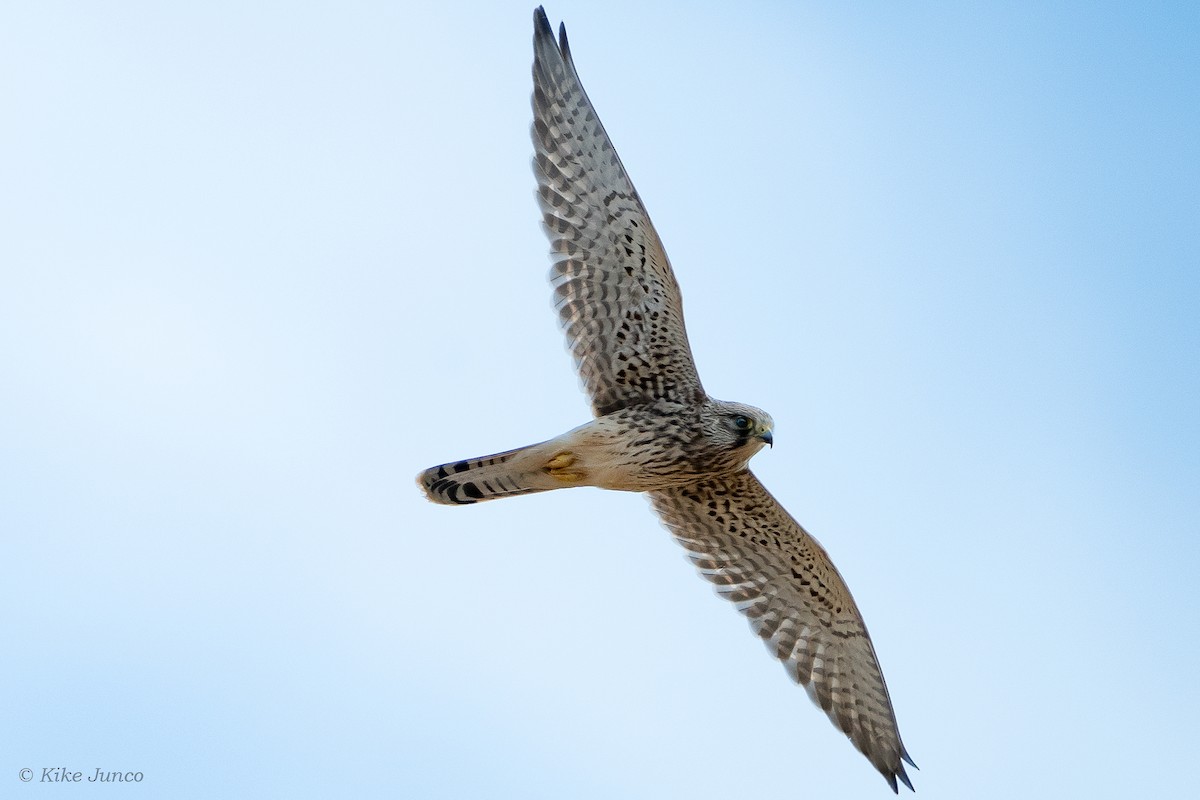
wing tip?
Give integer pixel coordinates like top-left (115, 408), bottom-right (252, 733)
top-left (559, 20), bottom-right (571, 59)
top-left (884, 755), bottom-right (917, 793)
top-left (532, 6), bottom-right (571, 61)
top-left (533, 5), bottom-right (551, 36)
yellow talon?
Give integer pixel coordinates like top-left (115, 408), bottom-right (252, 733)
top-left (544, 452), bottom-right (583, 483)
top-left (545, 452), bottom-right (575, 471)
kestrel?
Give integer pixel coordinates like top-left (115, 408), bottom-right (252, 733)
top-left (418, 7), bottom-right (916, 791)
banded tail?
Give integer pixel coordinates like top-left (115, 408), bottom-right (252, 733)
top-left (418, 441), bottom-right (572, 505)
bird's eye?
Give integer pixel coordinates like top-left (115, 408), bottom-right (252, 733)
top-left (733, 415), bottom-right (752, 430)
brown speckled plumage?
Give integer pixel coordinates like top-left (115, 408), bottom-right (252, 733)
top-left (417, 7), bottom-right (915, 792)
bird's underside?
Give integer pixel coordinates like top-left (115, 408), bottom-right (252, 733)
top-left (417, 6), bottom-right (915, 792)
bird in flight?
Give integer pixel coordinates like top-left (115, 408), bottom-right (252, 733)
top-left (418, 7), bottom-right (916, 791)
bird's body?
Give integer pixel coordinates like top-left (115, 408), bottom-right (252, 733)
top-left (420, 398), bottom-right (773, 503)
top-left (417, 7), bottom-right (916, 792)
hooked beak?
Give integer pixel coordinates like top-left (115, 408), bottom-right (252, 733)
top-left (758, 429), bottom-right (773, 448)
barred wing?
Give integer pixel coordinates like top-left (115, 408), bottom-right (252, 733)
top-left (532, 8), bottom-right (705, 417)
top-left (650, 471), bottom-right (916, 792)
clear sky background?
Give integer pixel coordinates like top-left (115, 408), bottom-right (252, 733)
top-left (2, 1), bottom-right (1197, 798)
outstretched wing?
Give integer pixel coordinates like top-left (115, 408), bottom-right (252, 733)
top-left (649, 471), bottom-right (916, 792)
top-left (532, 8), bottom-right (705, 417)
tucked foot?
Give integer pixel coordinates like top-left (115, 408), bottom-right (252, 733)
top-left (543, 451), bottom-right (584, 483)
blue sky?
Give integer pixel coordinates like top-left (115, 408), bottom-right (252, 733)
top-left (1, 1), bottom-right (1197, 797)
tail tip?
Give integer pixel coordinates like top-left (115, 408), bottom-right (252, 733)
top-left (417, 464), bottom-right (485, 506)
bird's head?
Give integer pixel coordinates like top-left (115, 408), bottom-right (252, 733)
top-left (705, 400), bottom-right (775, 459)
